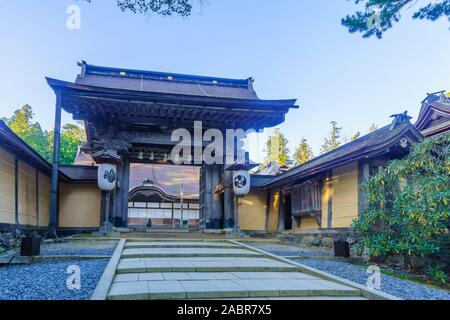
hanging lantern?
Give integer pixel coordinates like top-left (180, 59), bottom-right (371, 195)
top-left (98, 163), bottom-right (118, 191)
top-left (233, 170), bottom-right (251, 196)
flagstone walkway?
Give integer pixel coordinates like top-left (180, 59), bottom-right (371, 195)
top-left (104, 239), bottom-right (373, 300)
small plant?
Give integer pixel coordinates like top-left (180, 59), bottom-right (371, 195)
top-left (429, 265), bottom-right (448, 285)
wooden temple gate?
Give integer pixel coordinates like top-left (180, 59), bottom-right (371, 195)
top-left (46, 62), bottom-right (297, 232)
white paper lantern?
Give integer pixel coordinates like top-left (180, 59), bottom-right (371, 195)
top-left (98, 163), bottom-right (117, 191)
top-left (233, 170), bottom-right (251, 196)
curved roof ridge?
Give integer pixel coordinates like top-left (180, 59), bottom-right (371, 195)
top-left (78, 61), bottom-right (252, 88)
top-left (263, 121), bottom-right (423, 188)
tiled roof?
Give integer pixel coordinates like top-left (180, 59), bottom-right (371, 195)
top-left (75, 61), bottom-right (259, 100)
top-left (264, 121), bottom-right (423, 188)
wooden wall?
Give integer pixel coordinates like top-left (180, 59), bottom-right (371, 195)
top-left (38, 172), bottom-right (51, 227)
top-left (238, 191), bottom-right (267, 231)
top-left (0, 146), bottom-right (101, 230)
top-left (18, 161), bottom-right (37, 226)
top-left (0, 147), bottom-right (47, 228)
top-left (294, 161), bottom-right (360, 231)
top-left (59, 183), bottom-right (101, 228)
top-left (238, 190), bottom-right (279, 232)
top-left (330, 162), bottom-right (359, 228)
top-left (267, 191), bottom-right (279, 231)
top-left (0, 147), bottom-right (16, 224)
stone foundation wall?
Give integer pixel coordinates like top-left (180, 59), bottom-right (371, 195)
top-left (0, 225), bottom-right (49, 253)
top-left (278, 229), bottom-right (360, 256)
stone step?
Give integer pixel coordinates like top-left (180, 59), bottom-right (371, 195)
top-left (146, 228), bottom-right (190, 233)
top-left (116, 257), bottom-right (299, 273)
top-left (125, 241), bottom-right (240, 249)
top-left (121, 248), bottom-right (262, 259)
top-left (107, 275), bottom-right (362, 300)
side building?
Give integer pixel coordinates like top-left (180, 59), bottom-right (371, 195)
top-left (415, 91), bottom-right (450, 137)
top-left (0, 120), bottom-right (101, 234)
top-left (238, 114), bottom-right (424, 244)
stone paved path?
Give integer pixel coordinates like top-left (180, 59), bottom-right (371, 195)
top-left (107, 240), bottom-right (366, 300)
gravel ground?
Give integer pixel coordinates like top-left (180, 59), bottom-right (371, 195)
top-left (0, 259), bottom-right (108, 300)
top-left (246, 242), bottom-right (450, 300)
top-left (294, 259), bottom-right (450, 300)
top-left (40, 241), bottom-right (118, 256)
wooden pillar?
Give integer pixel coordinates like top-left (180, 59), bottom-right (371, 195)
top-left (14, 157), bottom-right (19, 225)
top-left (35, 169), bottom-right (39, 227)
top-left (223, 169), bottom-right (234, 228)
top-left (49, 94), bottom-right (62, 236)
top-left (277, 189), bottom-right (285, 231)
top-left (210, 164), bottom-right (223, 229)
top-left (264, 190), bottom-right (271, 232)
top-left (119, 159), bottom-right (130, 227)
top-left (203, 164), bottom-right (213, 228)
top-left (112, 157), bottom-right (130, 228)
top-left (327, 171), bottom-right (333, 229)
top-left (358, 160), bottom-right (370, 216)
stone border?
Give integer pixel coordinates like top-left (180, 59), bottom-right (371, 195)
top-left (90, 238), bottom-right (127, 300)
top-left (115, 238), bottom-right (240, 242)
top-left (31, 255), bottom-right (111, 262)
top-left (232, 240), bottom-right (402, 301)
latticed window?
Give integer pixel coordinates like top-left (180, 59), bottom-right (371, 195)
top-left (291, 182), bottom-right (322, 216)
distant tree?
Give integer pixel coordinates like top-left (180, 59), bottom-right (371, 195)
top-left (368, 123), bottom-right (379, 132)
top-left (4, 105), bottom-right (51, 161)
top-left (342, 0), bottom-right (450, 39)
top-left (321, 121), bottom-right (343, 154)
top-left (5, 105), bottom-right (86, 165)
top-left (264, 129), bottom-right (290, 166)
top-left (293, 137), bottom-right (314, 165)
top-left (344, 131), bottom-right (361, 143)
top-left (49, 123), bottom-right (86, 165)
top-left (83, 0), bottom-right (205, 17)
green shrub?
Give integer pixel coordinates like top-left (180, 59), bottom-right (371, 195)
top-left (352, 132), bottom-right (450, 270)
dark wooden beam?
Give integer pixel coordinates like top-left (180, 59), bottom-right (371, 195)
top-left (14, 157), bottom-right (19, 225)
top-left (36, 169), bottom-right (39, 227)
top-left (265, 190), bottom-right (271, 232)
top-left (49, 94), bottom-right (62, 236)
top-left (277, 189), bottom-right (285, 231)
top-left (327, 171), bottom-right (333, 229)
top-left (358, 160), bottom-right (370, 217)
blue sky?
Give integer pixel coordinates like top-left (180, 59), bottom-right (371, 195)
top-left (0, 0), bottom-right (449, 162)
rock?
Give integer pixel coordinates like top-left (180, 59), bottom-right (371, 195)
top-left (310, 237), bottom-right (321, 246)
top-left (320, 237), bottom-right (335, 249)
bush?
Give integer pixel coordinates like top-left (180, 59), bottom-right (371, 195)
top-left (352, 132), bottom-right (450, 274)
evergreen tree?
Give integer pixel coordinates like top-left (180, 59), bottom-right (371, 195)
top-left (320, 121), bottom-right (343, 154)
top-left (342, 0), bottom-right (450, 39)
top-left (264, 129), bottom-right (290, 166)
top-left (84, 0), bottom-right (200, 17)
top-left (344, 131), bottom-right (361, 143)
top-left (5, 105), bottom-right (51, 161)
top-left (48, 122), bottom-right (86, 165)
top-left (4, 105), bottom-right (86, 165)
top-left (293, 137), bottom-right (314, 165)
top-left (368, 123), bottom-right (379, 132)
